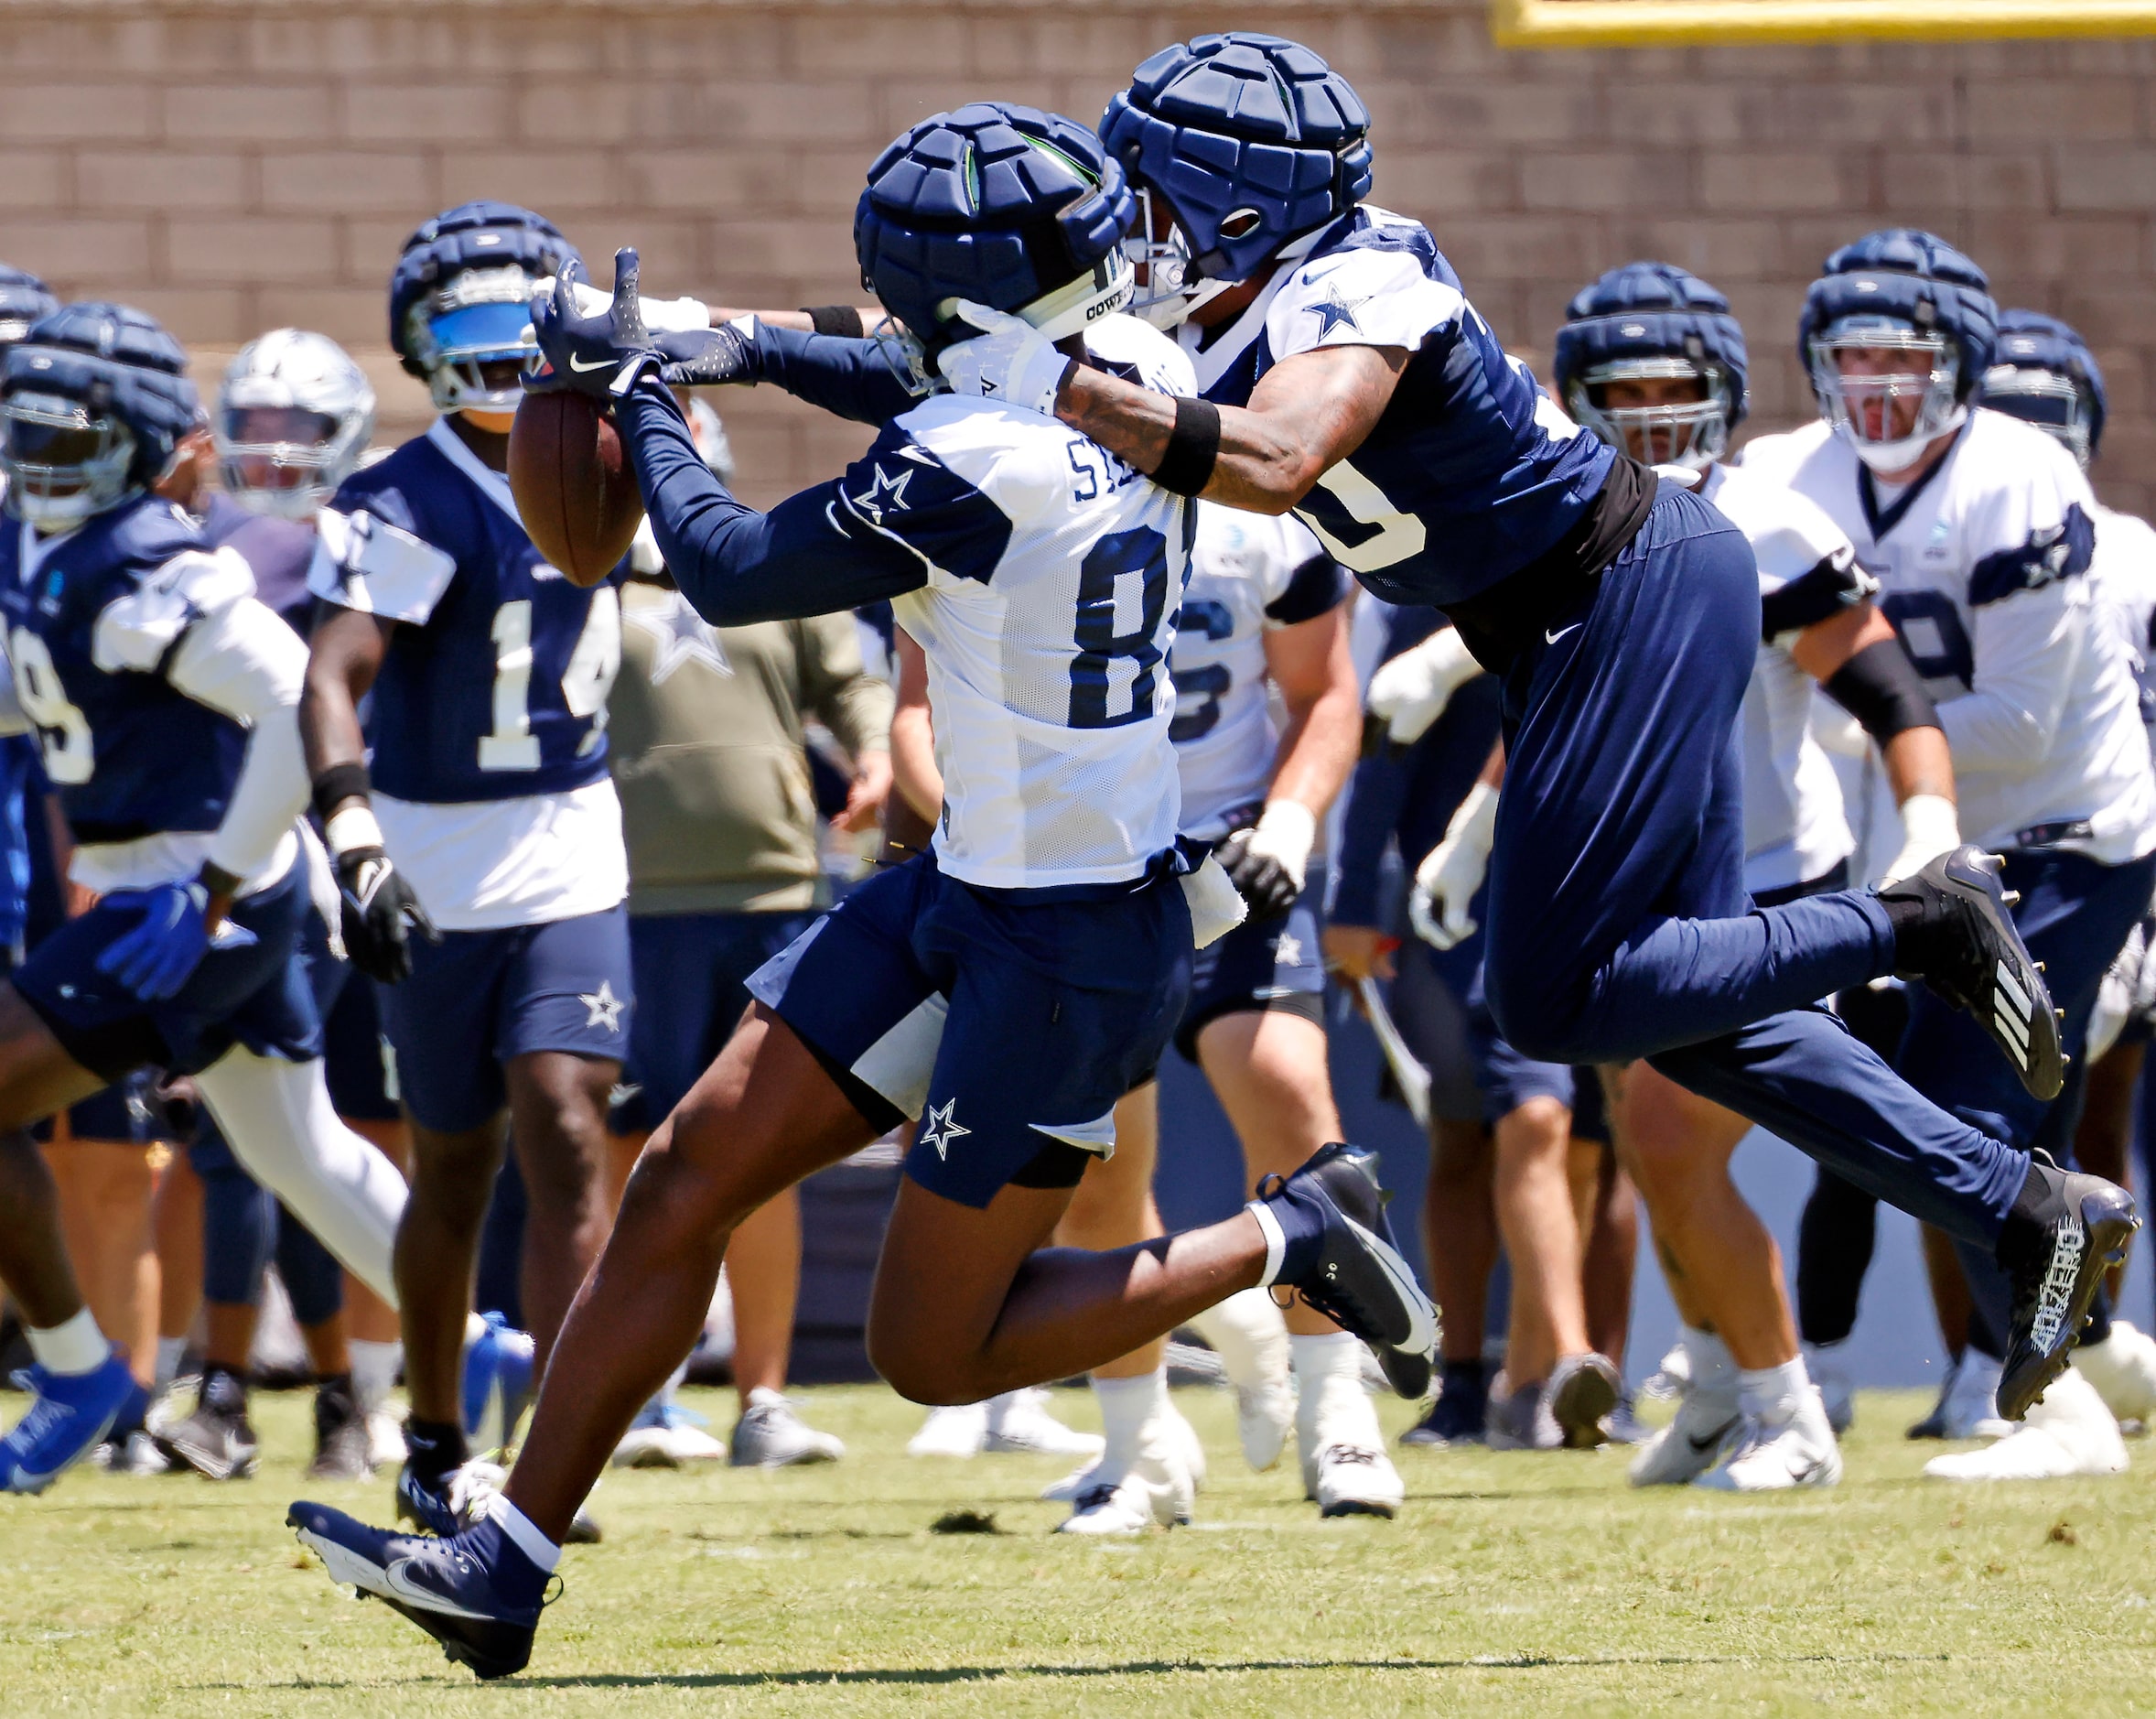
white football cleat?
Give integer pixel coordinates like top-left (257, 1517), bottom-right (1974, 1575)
top-left (907, 1401), bottom-right (987, 1459)
top-left (1189, 1286), bottom-right (1293, 1470)
top-left (1938, 1350), bottom-right (2012, 1441)
top-left (1054, 1449), bottom-right (1194, 1535)
top-left (1924, 1367), bottom-right (2128, 1481)
top-left (985, 1389), bottom-right (1105, 1459)
top-left (1308, 1442), bottom-right (1406, 1518)
top-left (1693, 1390), bottom-right (1842, 1492)
top-left (613, 1400), bottom-right (730, 1468)
top-left (1234, 1377), bottom-right (1295, 1474)
top-left (730, 1389), bottom-right (845, 1467)
top-left (1629, 1384), bottom-right (1741, 1487)
top-left (1803, 1343), bottom-right (1855, 1434)
top-left (2072, 1320), bottom-right (2156, 1426)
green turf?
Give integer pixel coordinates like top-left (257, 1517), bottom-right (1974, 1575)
top-left (3, 1384), bottom-right (2154, 1714)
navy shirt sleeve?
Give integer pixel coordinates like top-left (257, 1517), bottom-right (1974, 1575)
top-left (747, 323), bottom-right (922, 429)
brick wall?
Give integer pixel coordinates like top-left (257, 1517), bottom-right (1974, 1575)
top-left (2, 2), bottom-right (2152, 511)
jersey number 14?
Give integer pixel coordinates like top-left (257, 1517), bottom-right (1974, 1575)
top-left (480, 589), bottom-right (622, 771)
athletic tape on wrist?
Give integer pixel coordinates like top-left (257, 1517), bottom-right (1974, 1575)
top-left (1246, 1199), bottom-right (1288, 1289)
top-left (324, 805), bottom-right (384, 858)
top-left (1150, 396), bottom-right (1221, 497)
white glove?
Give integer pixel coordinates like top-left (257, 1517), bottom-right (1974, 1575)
top-left (933, 300), bottom-right (1072, 416)
top-left (1879, 793), bottom-right (1960, 886)
top-left (1409, 781), bottom-right (1498, 950)
top-left (1366, 628), bottom-right (1482, 748)
top-left (566, 279), bottom-right (712, 334)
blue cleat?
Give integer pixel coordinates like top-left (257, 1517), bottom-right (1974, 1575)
top-left (288, 1501), bottom-right (545, 1680)
top-left (1, 1356), bottom-right (140, 1493)
top-left (461, 1313), bottom-right (536, 1452)
top-left (1256, 1143), bottom-right (1439, 1400)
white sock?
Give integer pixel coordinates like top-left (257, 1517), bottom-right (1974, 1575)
top-left (1682, 1324), bottom-right (1737, 1398)
top-left (28, 1308), bottom-right (109, 1377)
top-left (1739, 1358), bottom-right (1809, 1423)
top-left (1188, 1287), bottom-right (1288, 1395)
top-left (155, 1335), bottom-right (189, 1393)
top-left (1292, 1332), bottom-right (1375, 1443)
top-left (350, 1339), bottom-right (402, 1413)
top-left (490, 1497), bottom-right (561, 1573)
top-left (1092, 1368), bottom-right (1168, 1468)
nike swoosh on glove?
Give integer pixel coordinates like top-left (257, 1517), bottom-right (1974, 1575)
top-left (933, 301), bottom-right (1073, 416)
top-left (528, 248), bottom-right (654, 398)
top-left (653, 323), bottom-right (754, 388)
top-left (337, 849), bottom-right (440, 985)
top-left (95, 881), bottom-right (247, 1001)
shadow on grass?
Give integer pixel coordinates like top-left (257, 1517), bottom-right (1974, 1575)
top-left (212, 1650), bottom-right (1953, 1692)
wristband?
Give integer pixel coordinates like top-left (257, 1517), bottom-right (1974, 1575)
top-left (311, 762), bottom-right (372, 822)
top-left (1825, 637), bottom-right (1939, 744)
top-left (802, 305), bottom-right (867, 340)
top-left (324, 805), bottom-right (385, 859)
top-left (1150, 396), bottom-right (1221, 497)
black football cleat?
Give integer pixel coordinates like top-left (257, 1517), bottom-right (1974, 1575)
top-left (1258, 1143), bottom-right (1439, 1400)
top-left (1997, 1160), bottom-right (2139, 1422)
top-left (1879, 846), bottom-right (2064, 1101)
top-left (288, 1501), bottom-right (542, 1681)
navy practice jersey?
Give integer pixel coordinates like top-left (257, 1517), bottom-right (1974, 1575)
top-left (0, 498), bottom-right (247, 843)
top-left (200, 492), bottom-right (315, 632)
top-left (1175, 206), bottom-right (1615, 610)
top-left (309, 419), bottom-right (621, 805)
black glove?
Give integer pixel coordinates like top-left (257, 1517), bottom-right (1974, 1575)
top-left (1215, 827), bottom-right (1301, 921)
top-left (654, 322), bottom-right (755, 388)
top-left (337, 846), bottom-right (439, 984)
top-left (529, 248), bottom-right (653, 398)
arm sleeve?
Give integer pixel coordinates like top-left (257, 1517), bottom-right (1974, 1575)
top-left (619, 371), bottom-right (1011, 625)
top-left (801, 612), bottom-right (894, 760)
top-left (164, 596), bottom-right (312, 881)
top-left (744, 321), bottom-right (922, 428)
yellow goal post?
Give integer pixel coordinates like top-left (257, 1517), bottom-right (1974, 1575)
top-left (1493, 0), bottom-right (2156, 48)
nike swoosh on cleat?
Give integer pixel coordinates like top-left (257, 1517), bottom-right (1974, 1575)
top-left (384, 1560), bottom-right (500, 1621)
top-left (1340, 1214), bottom-right (1438, 1356)
top-left (567, 354), bottom-right (616, 373)
top-left (1687, 1420), bottom-right (1738, 1454)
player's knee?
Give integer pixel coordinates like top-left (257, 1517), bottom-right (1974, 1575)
top-left (866, 1322), bottom-right (982, 1407)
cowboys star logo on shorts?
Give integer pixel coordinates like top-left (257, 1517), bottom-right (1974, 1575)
top-left (580, 979), bottom-right (625, 1032)
top-left (919, 1098), bottom-right (970, 1161)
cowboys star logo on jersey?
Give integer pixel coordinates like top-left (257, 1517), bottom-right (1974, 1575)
top-left (849, 465), bottom-right (914, 526)
top-left (1306, 287), bottom-right (1371, 339)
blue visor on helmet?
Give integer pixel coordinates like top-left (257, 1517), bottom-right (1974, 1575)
top-left (426, 300), bottom-right (534, 364)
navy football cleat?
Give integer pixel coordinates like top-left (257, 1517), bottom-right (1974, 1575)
top-left (397, 1455), bottom-right (506, 1537)
top-left (1258, 1143), bottom-right (1439, 1400)
top-left (1879, 846), bottom-right (2064, 1102)
top-left (1998, 1159), bottom-right (2139, 1422)
top-left (288, 1502), bottom-right (543, 1681)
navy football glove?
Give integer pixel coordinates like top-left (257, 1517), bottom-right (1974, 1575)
top-left (653, 322), bottom-right (755, 388)
top-left (337, 847), bottom-right (439, 985)
top-left (95, 881), bottom-right (253, 1001)
top-left (529, 248), bottom-right (654, 398)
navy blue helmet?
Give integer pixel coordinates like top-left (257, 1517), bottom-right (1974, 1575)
top-left (390, 201), bottom-right (577, 415)
top-left (1553, 263), bottom-right (1748, 472)
top-left (1979, 308), bottom-right (2106, 470)
top-left (1101, 33), bottom-right (1372, 326)
top-left (1798, 228), bottom-right (1998, 471)
top-left (0, 265), bottom-right (58, 347)
top-left (1, 301), bottom-right (199, 529)
top-left (855, 103), bottom-right (1135, 362)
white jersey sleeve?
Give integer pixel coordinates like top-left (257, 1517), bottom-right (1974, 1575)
top-left (91, 546), bottom-right (258, 675)
top-left (307, 505), bottom-right (458, 625)
top-left (1263, 210), bottom-right (1466, 363)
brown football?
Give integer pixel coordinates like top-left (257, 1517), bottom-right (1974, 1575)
top-left (508, 390), bottom-right (645, 587)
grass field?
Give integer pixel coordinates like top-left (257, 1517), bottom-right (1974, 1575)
top-left (4, 1383), bottom-right (2155, 1715)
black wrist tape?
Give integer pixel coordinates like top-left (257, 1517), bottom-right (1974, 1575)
top-left (1150, 396), bottom-right (1221, 497)
top-left (311, 762), bottom-right (372, 822)
top-left (802, 305), bottom-right (867, 340)
top-left (1826, 636), bottom-right (1939, 744)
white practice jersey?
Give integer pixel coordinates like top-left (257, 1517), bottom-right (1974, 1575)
top-left (1693, 462), bottom-right (1861, 895)
top-left (1743, 412), bottom-right (2156, 864)
top-left (883, 314), bottom-right (1195, 889)
top-left (2093, 502), bottom-right (2156, 736)
top-left (1170, 506), bottom-right (1349, 841)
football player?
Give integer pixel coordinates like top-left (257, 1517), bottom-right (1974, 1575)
top-left (297, 204), bottom-right (632, 1535)
top-left (1743, 234), bottom-right (2156, 1481)
top-left (941, 34), bottom-right (2127, 1427)
top-left (1039, 501), bottom-right (1385, 1527)
top-left (0, 303), bottom-right (407, 1492)
top-left (1538, 262), bottom-right (1963, 1488)
top-left (289, 104), bottom-right (1435, 1678)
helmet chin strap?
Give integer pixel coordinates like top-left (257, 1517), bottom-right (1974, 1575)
top-left (1841, 405), bottom-right (1965, 475)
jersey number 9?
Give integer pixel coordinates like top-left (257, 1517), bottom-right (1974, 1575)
top-left (7, 629), bottom-right (94, 784)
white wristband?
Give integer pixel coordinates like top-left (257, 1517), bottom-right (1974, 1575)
top-left (1250, 798), bottom-right (1319, 888)
top-left (1898, 794), bottom-right (1959, 856)
top-left (324, 804), bottom-right (384, 858)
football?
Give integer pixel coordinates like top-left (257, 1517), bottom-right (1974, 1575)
top-left (508, 389), bottom-right (645, 587)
